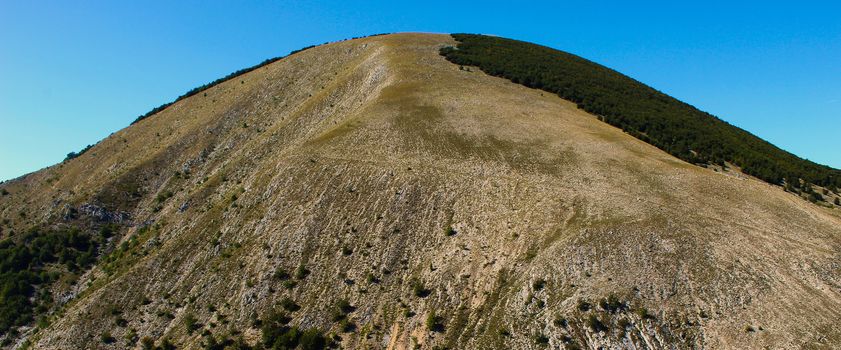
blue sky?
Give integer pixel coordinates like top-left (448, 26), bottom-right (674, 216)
top-left (1, 1), bottom-right (839, 182)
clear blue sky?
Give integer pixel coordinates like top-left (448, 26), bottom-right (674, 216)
top-left (2, 1), bottom-right (839, 182)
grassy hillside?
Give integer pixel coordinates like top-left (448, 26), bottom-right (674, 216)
top-left (130, 34), bottom-right (388, 126)
top-left (440, 34), bottom-right (841, 202)
top-left (1, 33), bottom-right (840, 350)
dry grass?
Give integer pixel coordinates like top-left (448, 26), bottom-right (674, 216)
top-left (0, 33), bottom-right (839, 350)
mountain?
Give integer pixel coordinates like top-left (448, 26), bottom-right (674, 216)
top-left (440, 34), bottom-right (841, 200)
top-left (1, 33), bottom-right (840, 350)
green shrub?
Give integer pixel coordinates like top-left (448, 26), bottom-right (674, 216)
top-left (279, 298), bottom-right (300, 312)
top-left (808, 192), bottom-right (824, 203)
top-left (365, 273), bottom-right (380, 284)
top-left (599, 294), bottom-right (626, 313)
top-left (295, 265), bottom-right (310, 279)
top-left (425, 312), bottom-right (445, 332)
top-left (577, 300), bottom-right (591, 312)
top-left (532, 278), bottom-right (546, 291)
top-left (106, 305), bottom-right (122, 316)
top-left (185, 313), bottom-right (200, 334)
top-left (124, 328), bottom-right (138, 345)
top-left (260, 308), bottom-right (329, 350)
top-left (205, 332), bottom-right (247, 350)
top-left (140, 337), bottom-right (155, 350)
top-left (560, 335), bottom-right (573, 343)
top-left (411, 279), bottom-right (431, 298)
top-left (635, 307), bottom-right (655, 320)
top-left (336, 299), bottom-right (355, 314)
top-left (618, 318), bottom-right (631, 330)
top-left (155, 191), bottom-right (174, 203)
top-left (282, 280), bottom-right (297, 290)
top-left (338, 318), bottom-right (356, 333)
top-left (101, 331), bottom-right (116, 344)
top-left (445, 227), bottom-right (457, 236)
top-left (298, 328), bottom-right (328, 350)
top-left (158, 338), bottom-right (176, 350)
top-left (586, 315), bottom-right (607, 332)
top-left (533, 333), bottom-right (549, 346)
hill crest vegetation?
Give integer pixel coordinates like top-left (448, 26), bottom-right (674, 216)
top-left (440, 33), bottom-right (841, 204)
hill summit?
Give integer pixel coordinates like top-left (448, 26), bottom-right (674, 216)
top-left (1, 33), bottom-right (840, 350)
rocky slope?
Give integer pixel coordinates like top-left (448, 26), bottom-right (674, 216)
top-left (1, 33), bottom-right (840, 349)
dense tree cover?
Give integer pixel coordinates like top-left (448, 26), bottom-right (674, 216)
top-left (441, 34), bottom-right (841, 198)
top-left (0, 225), bottom-right (112, 336)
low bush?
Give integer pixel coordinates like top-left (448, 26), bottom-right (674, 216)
top-left (336, 299), bottom-right (355, 314)
top-left (101, 331), bottom-right (116, 344)
top-left (203, 332), bottom-right (251, 350)
top-left (279, 298), bottom-right (300, 312)
top-left (295, 265), bottom-right (310, 279)
top-left (282, 280), bottom-right (297, 290)
top-left (184, 313), bottom-right (200, 334)
top-left (532, 278), bottom-right (546, 291)
top-left (577, 300), bottom-right (591, 312)
top-left (273, 267), bottom-right (290, 280)
top-left (534, 333), bottom-right (549, 346)
top-left (124, 328), bottom-right (138, 345)
top-left (635, 307), bottom-right (655, 320)
top-left (599, 294), bottom-right (626, 313)
top-left (140, 337), bottom-right (155, 350)
top-left (338, 318), bottom-right (356, 333)
top-left (587, 315), bottom-right (607, 332)
top-left (445, 227), bottom-right (457, 236)
top-left (411, 278), bottom-right (431, 298)
top-left (425, 312), bottom-right (445, 332)
top-left (618, 318), bottom-right (631, 329)
top-left (260, 309), bottom-right (329, 350)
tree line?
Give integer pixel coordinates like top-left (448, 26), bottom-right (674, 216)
top-left (440, 34), bottom-right (840, 200)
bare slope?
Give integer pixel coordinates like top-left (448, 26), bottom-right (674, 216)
top-left (1, 33), bottom-right (840, 349)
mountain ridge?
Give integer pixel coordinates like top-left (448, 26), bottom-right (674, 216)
top-left (0, 33), bottom-right (839, 350)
